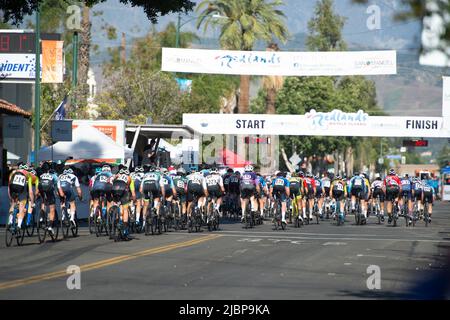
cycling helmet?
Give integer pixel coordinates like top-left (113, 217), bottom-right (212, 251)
top-left (227, 168), bottom-right (234, 173)
top-left (95, 167), bottom-right (102, 174)
top-left (64, 168), bottom-right (73, 175)
top-left (286, 172), bottom-right (292, 179)
top-left (119, 168), bottom-right (130, 175)
top-left (177, 167), bottom-right (186, 175)
top-left (161, 167), bottom-right (168, 173)
top-left (389, 168), bottom-right (396, 175)
top-left (314, 175), bottom-right (319, 180)
top-left (375, 173), bottom-right (381, 179)
top-left (360, 173), bottom-right (365, 179)
top-left (235, 171), bottom-right (241, 175)
top-left (102, 165), bottom-right (111, 172)
top-left (276, 171), bottom-right (284, 177)
top-left (354, 172), bottom-right (360, 177)
top-left (210, 167), bottom-right (218, 174)
top-left (336, 175), bottom-right (342, 180)
top-left (30, 169), bottom-right (37, 176)
top-left (244, 164), bottom-right (253, 172)
top-left (403, 173), bottom-right (409, 178)
top-left (298, 171), bottom-right (305, 178)
top-left (41, 162), bottom-right (50, 173)
top-left (274, 170), bottom-right (280, 176)
top-left (19, 164), bottom-right (29, 170)
top-left (134, 166), bottom-right (144, 173)
top-left (306, 172), bottom-right (313, 178)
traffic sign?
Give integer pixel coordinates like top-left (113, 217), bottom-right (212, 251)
top-left (378, 157), bottom-right (384, 165)
top-left (289, 152), bottom-right (301, 165)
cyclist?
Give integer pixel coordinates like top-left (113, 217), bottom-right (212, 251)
top-left (330, 174), bottom-right (347, 218)
top-left (412, 177), bottom-right (423, 216)
top-left (36, 162), bottom-right (58, 234)
top-left (361, 173), bottom-right (371, 222)
top-left (400, 173), bottom-right (413, 222)
top-left (302, 172), bottom-right (316, 221)
top-left (130, 166), bottom-right (145, 227)
top-left (349, 172), bottom-right (365, 216)
top-left (371, 173), bottom-right (385, 222)
top-left (314, 174), bottom-right (324, 219)
top-left (173, 167), bottom-right (188, 218)
top-left (141, 165), bottom-right (165, 225)
top-left (111, 167), bottom-right (136, 239)
top-left (270, 171), bottom-right (290, 224)
top-left (205, 167), bottom-right (225, 220)
top-left (161, 168), bottom-right (177, 213)
top-left (91, 164), bottom-right (114, 219)
top-left (321, 172), bottom-right (332, 217)
top-left (8, 164), bottom-right (34, 230)
top-left (383, 168), bottom-right (402, 224)
top-left (421, 176), bottom-right (435, 224)
top-left (239, 165), bottom-right (260, 222)
top-left (26, 166), bottom-right (39, 219)
top-left (186, 168), bottom-right (208, 219)
top-left (229, 170), bottom-right (241, 216)
top-left (289, 172), bottom-right (303, 223)
top-left (57, 167), bottom-right (83, 227)
top-left (256, 172), bottom-right (268, 219)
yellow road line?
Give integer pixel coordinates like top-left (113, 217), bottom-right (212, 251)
top-left (0, 234), bottom-right (221, 291)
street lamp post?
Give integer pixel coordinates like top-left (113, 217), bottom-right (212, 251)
top-left (72, 31), bottom-right (79, 108)
top-left (34, 5), bottom-right (41, 167)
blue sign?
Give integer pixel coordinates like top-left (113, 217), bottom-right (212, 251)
top-left (386, 155), bottom-right (402, 160)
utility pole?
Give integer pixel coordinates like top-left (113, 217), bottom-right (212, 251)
top-left (34, 5), bottom-right (41, 167)
top-left (176, 13), bottom-right (181, 48)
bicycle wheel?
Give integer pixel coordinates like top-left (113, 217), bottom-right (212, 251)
top-left (90, 206), bottom-right (99, 235)
top-left (37, 209), bottom-right (48, 244)
top-left (25, 211), bottom-right (35, 237)
top-left (71, 212), bottom-right (79, 237)
top-left (61, 207), bottom-right (70, 239)
top-left (5, 216), bottom-right (14, 247)
top-left (50, 212), bottom-right (60, 242)
top-left (424, 203), bottom-right (429, 227)
top-left (108, 207), bottom-right (118, 239)
top-left (16, 222), bottom-right (25, 246)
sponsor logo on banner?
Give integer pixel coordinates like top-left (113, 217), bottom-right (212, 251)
top-left (0, 54), bottom-right (37, 79)
top-left (305, 109), bottom-right (369, 130)
top-left (215, 52), bottom-right (281, 69)
top-left (355, 58), bottom-right (395, 69)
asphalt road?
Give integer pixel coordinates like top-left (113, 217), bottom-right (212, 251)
top-left (1, 202), bottom-right (449, 300)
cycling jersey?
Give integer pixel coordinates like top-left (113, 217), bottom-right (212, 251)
top-left (331, 180), bottom-right (346, 200)
top-left (58, 173), bottom-right (81, 202)
top-left (186, 172), bottom-right (207, 202)
top-left (384, 175), bottom-right (401, 201)
top-left (422, 181), bottom-right (435, 204)
top-left (205, 174), bottom-right (224, 198)
top-left (39, 172), bottom-right (58, 205)
top-left (371, 180), bottom-right (385, 202)
top-left (142, 171), bottom-right (164, 200)
top-left (349, 176), bottom-right (365, 195)
top-left (271, 176), bottom-right (290, 202)
top-left (131, 172), bottom-right (144, 197)
top-left (228, 174), bottom-right (240, 194)
top-left (315, 179), bottom-right (323, 197)
top-left (289, 177), bottom-right (302, 197)
top-left (9, 170), bottom-right (32, 202)
top-left (111, 173), bottom-right (134, 204)
top-left (161, 175), bottom-right (175, 197)
top-left (321, 177), bottom-right (331, 193)
top-left (302, 177), bottom-right (316, 198)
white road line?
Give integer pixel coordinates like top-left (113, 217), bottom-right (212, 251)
top-left (189, 232), bottom-right (450, 243)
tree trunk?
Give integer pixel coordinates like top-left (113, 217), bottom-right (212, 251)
top-left (76, 5), bottom-right (91, 115)
top-left (266, 87), bottom-right (276, 114)
top-left (238, 74), bottom-right (250, 113)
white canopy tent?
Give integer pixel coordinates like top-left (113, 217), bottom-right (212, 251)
top-left (37, 124), bottom-right (133, 162)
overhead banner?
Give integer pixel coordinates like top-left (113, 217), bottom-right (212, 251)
top-left (42, 40), bottom-right (64, 83)
top-left (183, 110), bottom-right (450, 138)
top-left (162, 48), bottom-right (397, 76)
top-left (0, 54), bottom-right (38, 80)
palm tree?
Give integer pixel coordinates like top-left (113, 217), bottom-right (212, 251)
top-left (196, 0), bottom-right (289, 114)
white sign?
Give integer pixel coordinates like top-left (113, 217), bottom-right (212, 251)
top-left (378, 158), bottom-right (384, 165)
top-left (184, 110), bottom-right (450, 138)
top-left (443, 185), bottom-right (450, 201)
top-left (289, 152), bottom-right (301, 165)
top-left (0, 54), bottom-right (40, 80)
top-left (162, 48), bottom-right (397, 76)
top-left (443, 77), bottom-right (450, 127)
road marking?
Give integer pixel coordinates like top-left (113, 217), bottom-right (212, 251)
top-left (323, 242), bottom-right (347, 246)
top-left (357, 254), bottom-right (387, 258)
top-left (192, 232), bottom-right (450, 243)
top-left (0, 234), bottom-right (221, 291)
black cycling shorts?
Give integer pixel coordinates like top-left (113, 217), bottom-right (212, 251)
top-left (240, 185), bottom-right (256, 199)
top-left (143, 183), bottom-right (161, 200)
top-left (187, 183), bottom-right (204, 202)
top-left (372, 189), bottom-right (385, 202)
top-left (332, 190), bottom-right (344, 201)
top-left (207, 186), bottom-right (223, 199)
top-left (386, 186), bottom-right (400, 202)
top-left (40, 188), bottom-right (56, 206)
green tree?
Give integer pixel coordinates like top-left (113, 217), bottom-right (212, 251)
top-left (437, 145), bottom-right (450, 168)
top-left (196, 0), bottom-right (289, 114)
top-left (0, 0), bottom-right (195, 25)
top-left (306, 0), bottom-right (347, 51)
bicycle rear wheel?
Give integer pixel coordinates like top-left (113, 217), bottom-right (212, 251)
top-left (50, 212), bottom-right (60, 242)
top-left (424, 203), bottom-right (429, 227)
top-left (16, 223), bottom-right (25, 246)
top-left (61, 208), bottom-right (70, 239)
top-left (5, 217), bottom-right (14, 247)
top-left (37, 209), bottom-right (48, 243)
top-left (71, 212), bottom-right (79, 237)
top-left (25, 211), bottom-right (35, 237)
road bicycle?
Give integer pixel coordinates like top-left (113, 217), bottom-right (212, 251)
top-left (272, 195), bottom-right (286, 231)
top-left (5, 197), bottom-right (26, 247)
top-left (36, 193), bottom-right (60, 244)
top-left (60, 196), bottom-right (79, 239)
top-left (206, 195), bottom-right (220, 232)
